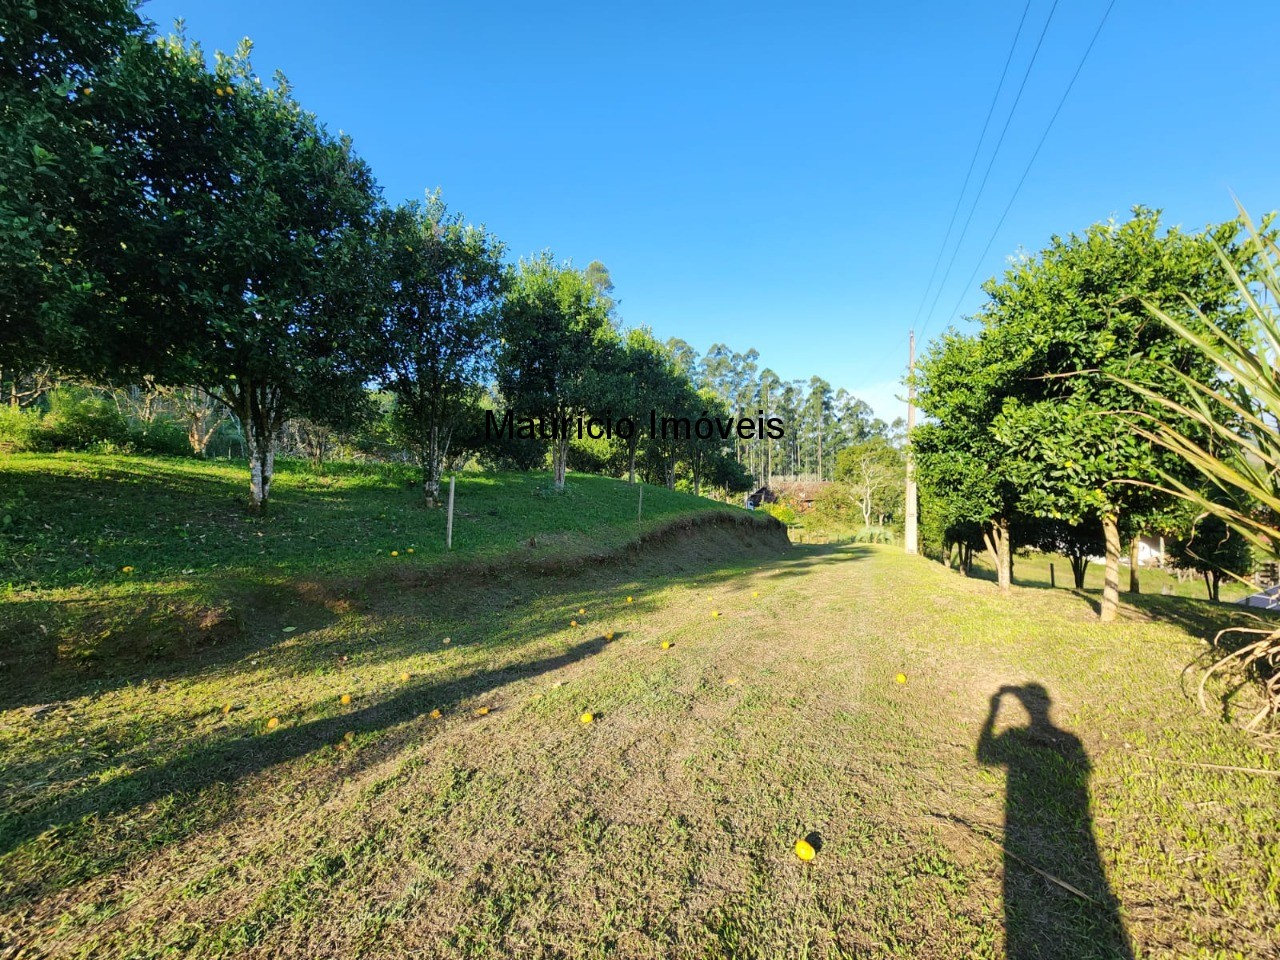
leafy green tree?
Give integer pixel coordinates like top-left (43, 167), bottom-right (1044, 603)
top-left (834, 437), bottom-right (904, 528)
top-left (1167, 513), bottom-right (1254, 602)
top-left (985, 208), bottom-right (1247, 620)
top-left (496, 255), bottom-right (618, 490)
top-left (0, 0), bottom-right (148, 372)
top-left (1026, 518), bottom-right (1105, 589)
top-left (378, 198), bottom-right (505, 502)
top-left (130, 36), bottom-right (383, 510)
top-left (914, 330), bottom-right (1022, 590)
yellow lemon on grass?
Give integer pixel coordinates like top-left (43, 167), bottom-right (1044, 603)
top-left (626, 596), bottom-right (633, 603)
top-left (795, 839), bottom-right (816, 861)
top-left (726, 677), bottom-right (739, 686)
top-left (895, 673), bottom-right (907, 684)
top-left (430, 708), bottom-right (442, 719)
top-left (752, 591), bottom-right (759, 598)
top-left (221, 702), bottom-right (232, 715)
top-left (578, 607), bottom-right (586, 615)
top-left (570, 619), bottom-right (578, 627)
top-left (340, 694), bottom-right (352, 705)
top-left (121, 566), bottom-right (134, 573)
top-left (442, 637), bottom-right (451, 644)
top-left (661, 641), bottom-right (671, 650)
top-left (474, 706), bottom-right (490, 717)
top-left (266, 717), bottom-right (280, 731)
top-left (711, 610), bottom-right (720, 618)
top-left (605, 631), bottom-right (615, 641)
top-left (580, 712), bottom-right (594, 724)
top-left (407, 548), bottom-right (414, 554)
top-left (400, 671), bottom-right (412, 681)
top-left (390, 550), bottom-right (399, 557)
top-left (343, 731), bottom-right (354, 742)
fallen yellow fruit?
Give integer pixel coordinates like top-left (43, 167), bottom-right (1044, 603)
top-left (795, 839), bottom-right (816, 861)
top-left (570, 619), bottom-right (578, 627)
top-left (221, 702), bottom-right (232, 715)
top-left (442, 637), bottom-right (451, 644)
top-left (401, 671), bottom-right (411, 681)
top-left (726, 677), bottom-right (739, 685)
top-left (752, 591), bottom-right (759, 598)
top-left (578, 607), bottom-right (585, 615)
top-left (343, 731), bottom-right (354, 742)
top-left (626, 596), bottom-right (633, 603)
top-left (340, 694), bottom-right (352, 705)
top-left (895, 673), bottom-right (907, 684)
top-left (407, 548), bottom-right (414, 554)
top-left (266, 717), bottom-right (280, 731)
top-left (390, 550), bottom-right (399, 557)
top-left (474, 706), bottom-right (490, 717)
top-left (712, 611), bottom-right (720, 618)
top-left (580, 712), bottom-right (594, 724)
top-left (661, 641), bottom-right (671, 650)
top-left (605, 631), bottom-right (615, 641)
top-left (430, 708), bottom-right (442, 719)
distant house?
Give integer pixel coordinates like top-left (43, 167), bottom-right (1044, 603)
top-left (745, 486), bottom-right (775, 509)
top-left (771, 480), bottom-right (830, 508)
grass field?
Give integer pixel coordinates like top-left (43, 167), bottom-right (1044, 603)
top-left (2, 456), bottom-right (1278, 958)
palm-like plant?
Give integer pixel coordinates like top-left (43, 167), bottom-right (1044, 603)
top-left (1121, 205), bottom-right (1279, 730)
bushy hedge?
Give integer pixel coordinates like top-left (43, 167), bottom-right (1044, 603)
top-left (0, 387), bottom-right (193, 456)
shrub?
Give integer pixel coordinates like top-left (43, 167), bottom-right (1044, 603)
top-left (0, 407), bottom-right (47, 453)
top-left (41, 386), bottom-right (129, 450)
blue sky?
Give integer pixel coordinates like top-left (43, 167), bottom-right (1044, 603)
top-left (141, 0), bottom-right (1280, 421)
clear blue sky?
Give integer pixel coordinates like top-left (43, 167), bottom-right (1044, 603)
top-left (140, 0), bottom-right (1280, 421)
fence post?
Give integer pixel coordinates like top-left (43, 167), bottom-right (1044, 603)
top-left (1050, 562), bottom-right (1055, 588)
top-left (446, 476), bottom-right (455, 550)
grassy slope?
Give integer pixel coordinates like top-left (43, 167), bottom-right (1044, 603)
top-left (2, 456), bottom-right (1278, 958)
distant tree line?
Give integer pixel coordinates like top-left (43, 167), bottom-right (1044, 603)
top-left (1, 2), bottom-right (891, 510)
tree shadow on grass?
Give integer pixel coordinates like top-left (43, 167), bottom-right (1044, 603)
top-left (0, 634), bottom-right (610, 903)
top-left (976, 683), bottom-right (1133, 960)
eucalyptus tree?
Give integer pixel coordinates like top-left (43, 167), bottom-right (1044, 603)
top-left (379, 198), bottom-right (506, 502)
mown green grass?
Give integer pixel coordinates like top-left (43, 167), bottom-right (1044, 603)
top-left (0, 453), bottom-right (736, 591)
top-left (1, 455), bottom-right (1277, 958)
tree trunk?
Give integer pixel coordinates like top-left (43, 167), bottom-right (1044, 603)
top-left (553, 436), bottom-right (568, 490)
top-left (1070, 555), bottom-right (1088, 589)
top-left (627, 444), bottom-right (637, 485)
top-left (1129, 536), bottom-right (1141, 593)
top-left (1101, 514), bottom-right (1121, 622)
top-left (982, 518), bottom-right (1012, 592)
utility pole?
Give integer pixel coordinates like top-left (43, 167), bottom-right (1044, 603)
top-left (905, 330), bottom-right (919, 555)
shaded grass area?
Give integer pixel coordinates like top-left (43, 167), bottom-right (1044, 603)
top-left (966, 547), bottom-right (1255, 603)
top-left (1, 461), bottom-right (1277, 957)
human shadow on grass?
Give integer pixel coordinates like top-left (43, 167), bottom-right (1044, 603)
top-left (976, 683), bottom-right (1133, 960)
top-left (0, 634), bottom-right (611, 899)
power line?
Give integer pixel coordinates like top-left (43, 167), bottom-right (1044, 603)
top-left (917, 0), bottom-right (1061, 343)
top-left (938, 0), bottom-right (1118, 331)
top-left (909, 0), bottom-right (1034, 333)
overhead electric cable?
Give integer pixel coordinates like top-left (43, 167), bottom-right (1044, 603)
top-left (908, 0), bottom-right (1034, 333)
top-left (917, 0), bottom-right (1061, 342)
top-left (937, 0), bottom-right (1118, 331)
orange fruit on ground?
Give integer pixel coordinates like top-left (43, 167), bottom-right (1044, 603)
top-left (266, 717), bottom-right (280, 731)
top-left (340, 694), bottom-right (352, 705)
top-left (430, 708), bottom-right (442, 719)
top-left (570, 620), bottom-right (578, 627)
top-left (895, 673), bottom-right (907, 684)
top-left (401, 671), bottom-right (411, 681)
top-left (580, 712), bottom-right (594, 724)
top-left (795, 839), bottom-right (816, 861)
top-left (578, 607), bottom-right (585, 615)
top-left (661, 641), bottom-right (671, 650)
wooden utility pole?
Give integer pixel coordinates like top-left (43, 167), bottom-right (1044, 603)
top-left (905, 330), bottom-right (919, 555)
